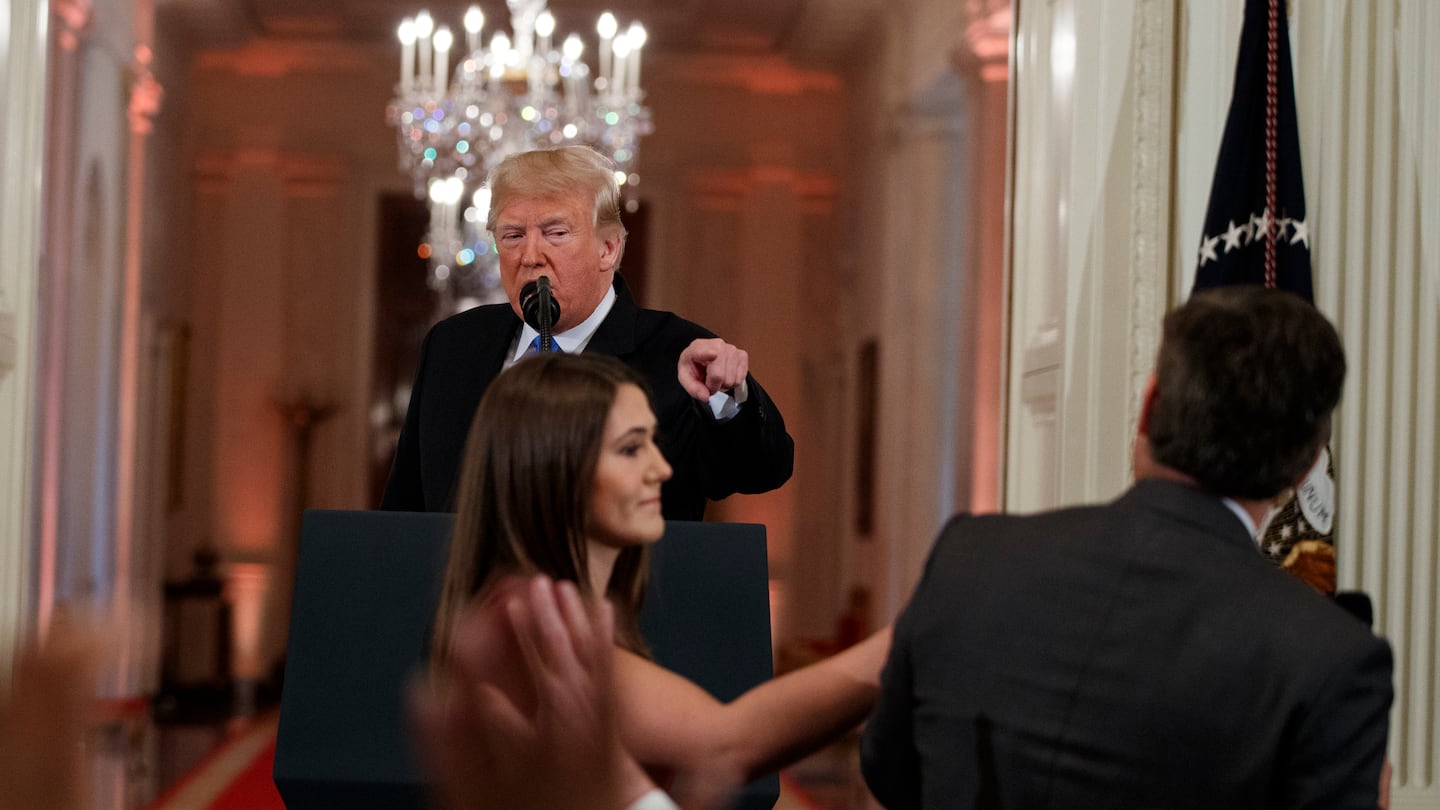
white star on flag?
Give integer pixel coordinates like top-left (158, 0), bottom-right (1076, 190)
top-left (1222, 220), bottom-right (1248, 252)
top-left (1251, 208), bottom-right (1273, 241)
top-left (1289, 218), bottom-right (1309, 248)
top-left (1198, 234), bottom-right (1220, 266)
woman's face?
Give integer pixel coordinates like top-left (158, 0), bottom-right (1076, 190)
top-left (587, 383), bottom-right (672, 548)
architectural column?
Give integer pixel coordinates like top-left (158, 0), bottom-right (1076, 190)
top-left (271, 155), bottom-right (352, 657)
top-left (121, 40), bottom-right (163, 697)
top-left (679, 159), bottom-right (837, 638)
top-left (34, 0), bottom-right (93, 645)
top-left (954, 1), bottom-right (1011, 516)
top-left (189, 147), bottom-right (363, 689)
top-left (193, 148), bottom-right (291, 688)
top-left (0, 0), bottom-right (51, 678)
top-left (873, 77), bottom-right (971, 609)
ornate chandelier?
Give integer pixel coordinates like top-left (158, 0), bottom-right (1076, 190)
top-left (389, 0), bottom-right (652, 311)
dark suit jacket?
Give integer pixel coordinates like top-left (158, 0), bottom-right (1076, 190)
top-left (380, 277), bottom-right (794, 520)
top-left (862, 478), bottom-right (1392, 809)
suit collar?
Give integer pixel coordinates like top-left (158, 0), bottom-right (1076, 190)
top-left (1120, 478), bottom-right (1259, 554)
top-left (584, 275), bottom-right (639, 357)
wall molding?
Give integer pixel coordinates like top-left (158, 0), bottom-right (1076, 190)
top-left (0, 308), bottom-right (14, 381)
top-left (1126, 0), bottom-right (1173, 450)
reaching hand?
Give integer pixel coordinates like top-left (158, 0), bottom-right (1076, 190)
top-left (678, 338), bottom-right (749, 402)
top-left (0, 616), bottom-right (99, 810)
top-left (411, 576), bottom-right (657, 810)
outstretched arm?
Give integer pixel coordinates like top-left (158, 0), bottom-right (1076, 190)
top-left (614, 625), bottom-right (892, 808)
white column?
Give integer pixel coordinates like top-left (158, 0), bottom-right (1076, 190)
top-left (0, 0), bottom-right (52, 682)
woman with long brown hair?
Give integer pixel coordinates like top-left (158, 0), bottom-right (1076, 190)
top-left (432, 352), bottom-right (890, 807)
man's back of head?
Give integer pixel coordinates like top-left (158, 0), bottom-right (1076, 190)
top-left (1146, 286), bottom-right (1346, 500)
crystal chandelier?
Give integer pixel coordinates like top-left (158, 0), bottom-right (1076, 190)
top-left (389, 0), bottom-right (653, 311)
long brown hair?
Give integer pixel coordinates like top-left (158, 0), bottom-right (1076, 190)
top-left (432, 353), bottom-right (653, 663)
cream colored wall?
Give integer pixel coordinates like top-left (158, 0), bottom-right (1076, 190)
top-left (838, 0), bottom-right (1011, 625)
top-left (636, 51), bottom-right (846, 640)
top-left (167, 43), bottom-right (396, 679)
top-left (1009, 0), bottom-right (1439, 803)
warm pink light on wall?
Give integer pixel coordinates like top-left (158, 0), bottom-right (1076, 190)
top-left (224, 562), bottom-right (270, 680)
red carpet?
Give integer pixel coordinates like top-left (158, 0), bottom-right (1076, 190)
top-left (205, 736), bottom-right (283, 810)
top-left (148, 713), bottom-right (284, 810)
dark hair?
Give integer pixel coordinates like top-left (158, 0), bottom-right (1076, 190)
top-left (432, 353), bottom-right (652, 663)
top-left (1147, 286), bottom-right (1346, 499)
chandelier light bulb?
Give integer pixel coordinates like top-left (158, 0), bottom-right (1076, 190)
top-left (562, 34), bottom-right (584, 63)
top-left (491, 31), bottom-right (512, 75)
top-left (628, 22), bottom-right (647, 49)
top-left (398, 18), bottom-right (416, 45)
top-left (463, 6), bottom-right (483, 34)
top-left (414, 10), bottom-right (434, 38)
top-left (535, 11), bottom-right (555, 39)
top-left (443, 176), bottom-right (465, 204)
top-left (612, 32), bottom-right (632, 58)
top-left (433, 26), bottom-right (453, 52)
top-left (597, 12), bottom-right (617, 40)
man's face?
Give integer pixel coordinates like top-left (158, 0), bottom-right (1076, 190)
top-left (494, 190), bottom-right (621, 333)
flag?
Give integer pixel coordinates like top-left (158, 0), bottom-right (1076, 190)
top-left (1192, 0), bottom-right (1336, 591)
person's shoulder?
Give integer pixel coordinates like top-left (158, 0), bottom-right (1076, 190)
top-left (427, 302), bottom-right (513, 341)
top-left (632, 304), bottom-right (715, 345)
top-left (933, 502), bottom-right (1114, 548)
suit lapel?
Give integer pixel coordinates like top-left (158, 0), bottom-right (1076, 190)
top-left (583, 275), bottom-right (639, 358)
top-left (461, 305), bottom-right (522, 395)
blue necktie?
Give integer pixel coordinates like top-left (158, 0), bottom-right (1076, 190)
top-left (527, 335), bottom-right (562, 355)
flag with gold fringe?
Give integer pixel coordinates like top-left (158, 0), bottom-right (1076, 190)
top-left (1192, 0), bottom-right (1337, 593)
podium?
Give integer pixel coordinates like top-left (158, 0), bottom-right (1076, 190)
top-left (274, 510), bottom-right (778, 809)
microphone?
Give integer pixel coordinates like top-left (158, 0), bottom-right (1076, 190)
top-left (519, 276), bottom-right (561, 352)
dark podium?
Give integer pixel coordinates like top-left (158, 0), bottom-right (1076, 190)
top-left (274, 510), bottom-right (778, 809)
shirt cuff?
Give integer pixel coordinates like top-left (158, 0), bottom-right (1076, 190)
top-left (626, 788), bottom-right (680, 810)
top-left (706, 378), bottom-right (749, 421)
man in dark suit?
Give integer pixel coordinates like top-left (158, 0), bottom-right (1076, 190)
top-left (862, 287), bottom-right (1393, 809)
top-left (382, 146), bottom-right (793, 519)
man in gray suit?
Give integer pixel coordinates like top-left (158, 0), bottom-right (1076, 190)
top-left (862, 287), bottom-right (1392, 809)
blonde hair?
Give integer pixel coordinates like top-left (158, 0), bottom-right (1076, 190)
top-left (484, 146), bottom-right (628, 266)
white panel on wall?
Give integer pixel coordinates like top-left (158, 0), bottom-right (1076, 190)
top-left (1007, 0), bottom-right (1173, 512)
top-left (1006, 0), bottom-right (1072, 513)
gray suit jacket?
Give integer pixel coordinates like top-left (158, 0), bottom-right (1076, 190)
top-left (862, 478), bottom-right (1392, 809)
